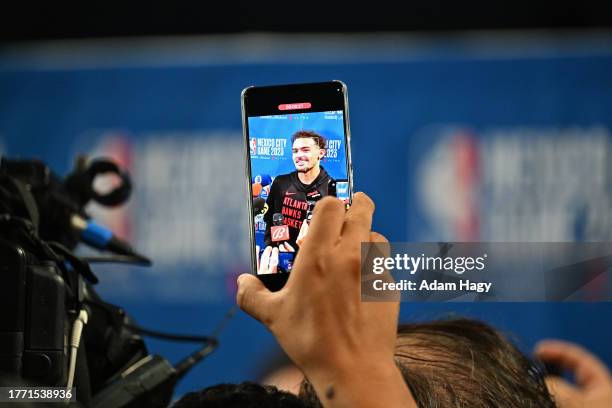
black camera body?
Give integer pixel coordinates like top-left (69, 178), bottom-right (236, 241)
top-left (0, 158), bottom-right (175, 407)
top-left (0, 235), bottom-right (68, 386)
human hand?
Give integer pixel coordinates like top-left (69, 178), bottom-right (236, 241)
top-left (296, 220), bottom-right (309, 247)
top-left (535, 339), bottom-right (612, 408)
top-left (238, 193), bottom-right (415, 408)
top-left (279, 242), bottom-right (295, 252)
top-left (257, 245), bottom-right (279, 274)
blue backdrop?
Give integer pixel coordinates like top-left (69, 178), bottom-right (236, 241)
top-left (1, 35), bottom-right (611, 398)
top-left (248, 112), bottom-right (347, 181)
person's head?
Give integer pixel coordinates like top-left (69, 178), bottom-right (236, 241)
top-left (300, 318), bottom-right (556, 408)
top-left (172, 382), bottom-right (307, 408)
top-left (291, 131), bottom-right (326, 174)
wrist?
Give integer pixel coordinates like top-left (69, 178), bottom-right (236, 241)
top-left (305, 356), bottom-right (415, 408)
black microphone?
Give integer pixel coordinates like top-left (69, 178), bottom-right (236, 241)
top-left (271, 213), bottom-right (290, 243)
top-left (272, 213), bottom-right (284, 226)
top-left (253, 197), bottom-right (266, 217)
top-left (270, 213), bottom-right (294, 272)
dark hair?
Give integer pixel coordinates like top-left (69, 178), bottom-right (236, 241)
top-left (172, 382), bottom-right (307, 408)
top-left (299, 318), bottom-right (556, 408)
top-left (291, 131), bottom-right (326, 150)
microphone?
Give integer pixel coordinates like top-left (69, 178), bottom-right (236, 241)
top-left (270, 213), bottom-right (294, 272)
top-left (272, 213), bottom-right (283, 226)
top-left (253, 197), bottom-right (267, 217)
top-left (270, 213), bottom-right (290, 243)
top-left (70, 214), bottom-right (151, 265)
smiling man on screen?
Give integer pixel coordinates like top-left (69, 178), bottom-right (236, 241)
top-left (263, 130), bottom-right (335, 252)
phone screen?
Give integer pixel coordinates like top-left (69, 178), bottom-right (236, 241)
top-left (242, 81), bottom-right (352, 287)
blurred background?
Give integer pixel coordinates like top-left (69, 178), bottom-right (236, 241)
top-left (1, 1), bottom-right (611, 399)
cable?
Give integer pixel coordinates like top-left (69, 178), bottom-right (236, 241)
top-left (173, 305), bottom-right (238, 379)
top-left (210, 305), bottom-right (239, 338)
top-left (67, 309), bottom-right (89, 390)
top-left (71, 215), bottom-right (151, 264)
top-left (120, 302), bottom-right (239, 345)
top-left (123, 323), bottom-right (216, 344)
top-left (174, 341), bottom-right (217, 380)
top-left (80, 256), bottom-right (152, 266)
top-left (115, 307), bottom-right (239, 379)
top-left (91, 308), bottom-right (240, 407)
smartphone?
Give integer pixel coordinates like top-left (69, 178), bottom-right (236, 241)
top-left (242, 81), bottom-right (353, 291)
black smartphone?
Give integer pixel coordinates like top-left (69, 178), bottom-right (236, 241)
top-left (242, 81), bottom-right (353, 291)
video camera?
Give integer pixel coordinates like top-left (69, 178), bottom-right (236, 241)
top-left (0, 157), bottom-right (218, 407)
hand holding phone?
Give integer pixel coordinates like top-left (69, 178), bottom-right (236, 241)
top-left (236, 193), bottom-right (417, 407)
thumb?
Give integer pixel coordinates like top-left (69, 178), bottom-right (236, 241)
top-left (544, 376), bottom-right (580, 407)
top-left (236, 274), bottom-right (273, 325)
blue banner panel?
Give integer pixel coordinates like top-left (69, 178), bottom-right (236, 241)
top-left (1, 35), bottom-right (611, 398)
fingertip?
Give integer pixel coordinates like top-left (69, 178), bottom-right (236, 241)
top-left (314, 195), bottom-right (344, 214)
top-left (535, 339), bottom-right (580, 356)
top-left (544, 376), bottom-right (578, 400)
top-left (370, 231), bottom-right (389, 243)
top-left (352, 191), bottom-right (375, 211)
top-left (236, 273), bottom-right (266, 310)
top-left (237, 273), bottom-right (252, 286)
top-left (369, 232), bottom-right (390, 257)
top-left (237, 274), bottom-right (260, 298)
top-left (536, 339), bottom-right (564, 348)
top-left (534, 340), bottom-right (566, 360)
top-left (236, 275), bottom-right (250, 308)
top-left (534, 340), bottom-right (550, 354)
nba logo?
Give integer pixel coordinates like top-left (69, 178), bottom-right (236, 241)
top-left (250, 138), bottom-right (257, 155)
